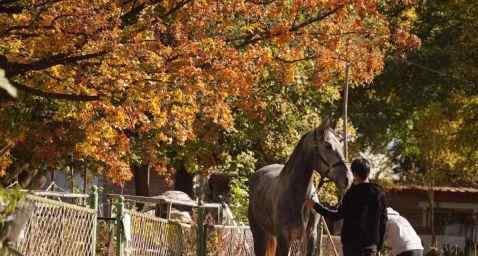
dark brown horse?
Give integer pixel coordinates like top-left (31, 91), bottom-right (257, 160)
top-left (248, 121), bottom-right (353, 256)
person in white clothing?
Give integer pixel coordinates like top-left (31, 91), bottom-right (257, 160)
top-left (384, 207), bottom-right (424, 256)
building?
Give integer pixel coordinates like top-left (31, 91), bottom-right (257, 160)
top-left (386, 185), bottom-right (478, 253)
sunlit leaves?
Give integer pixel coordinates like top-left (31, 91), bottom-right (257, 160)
top-left (0, 0), bottom-right (419, 185)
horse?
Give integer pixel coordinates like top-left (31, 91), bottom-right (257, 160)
top-left (248, 121), bottom-right (353, 256)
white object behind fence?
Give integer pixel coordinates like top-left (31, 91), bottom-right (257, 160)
top-left (10, 194), bottom-right (96, 256)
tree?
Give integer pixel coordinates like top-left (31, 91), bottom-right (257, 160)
top-left (348, 0), bottom-right (478, 186)
top-left (0, 0), bottom-right (419, 189)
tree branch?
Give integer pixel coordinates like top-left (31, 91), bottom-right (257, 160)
top-left (244, 0), bottom-right (276, 5)
top-left (120, 0), bottom-right (163, 27)
top-left (121, 2), bottom-right (146, 27)
top-left (0, 0), bottom-right (24, 13)
top-left (0, 142), bottom-right (14, 158)
top-left (6, 51), bottom-right (108, 77)
top-left (276, 55), bottom-right (316, 63)
top-left (161, 0), bottom-right (193, 19)
top-left (11, 80), bottom-right (101, 101)
top-left (0, 5), bottom-right (23, 14)
top-left (290, 4), bottom-right (345, 32)
top-left (231, 4), bottom-right (345, 48)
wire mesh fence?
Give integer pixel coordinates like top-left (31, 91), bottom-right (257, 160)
top-left (320, 235), bottom-right (342, 256)
top-left (3, 191), bottom-right (343, 256)
top-left (288, 239), bottom-right (308, 256)
top-left (123, 209), bottom-right (197, 256)
top-left (10, 194), bottom-right (97, 256)
top-left (204, 225), bottom-right (333, 256)
top-left (205, 225), bottom-right (254, 256)
top-left (96, 218), bottom-right (116, 256)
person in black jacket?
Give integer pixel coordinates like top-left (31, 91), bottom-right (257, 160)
top-left (305, 158), bottom-right (387, 256)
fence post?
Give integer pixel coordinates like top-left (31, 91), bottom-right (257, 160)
top-left (196, 204), bottom-right (206, 256)
top-left (197, 204), bottom-right (207, 256)
top-left (89, 186), bottom-right (99, 256)
top-left (115, 196), bottom-right (125, 256)
top-left (196, 174), bottom-right (207, 256)
top-left (317, 217), bottom-right (323, 256)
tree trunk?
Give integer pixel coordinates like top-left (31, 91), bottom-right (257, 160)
top-left (429, 186), bottom-right (436, 248)
top-left (174, 163), bottom-right (193, 197)
top-left (133, 164), bottom-right (150, 196)
top-left (133, 164), bottom-right (150, 210)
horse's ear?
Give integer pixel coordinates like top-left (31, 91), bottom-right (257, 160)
top-left (315, 118), bottom-right (332, 140)
top-left (330, 119), bottom-right (338, 129)
top-left (319, 118), bottom-right (331, 130)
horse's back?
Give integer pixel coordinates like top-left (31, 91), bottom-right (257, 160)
top-left (249, 164), bottom-right (283, 192)
top-left (254, 164), bottom-right (284, 177)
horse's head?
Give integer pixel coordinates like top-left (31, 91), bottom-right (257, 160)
top-left (302, 120), bottom-right (353, 191)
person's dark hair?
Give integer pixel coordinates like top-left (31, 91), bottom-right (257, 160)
top-left (351, 158), bottom-right (371, 180)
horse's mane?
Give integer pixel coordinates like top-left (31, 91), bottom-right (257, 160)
top-left (279, 128), bottom-right (322, 179)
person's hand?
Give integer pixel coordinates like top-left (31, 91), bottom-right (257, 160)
top-left (304, 198), bottom-right (316, 209)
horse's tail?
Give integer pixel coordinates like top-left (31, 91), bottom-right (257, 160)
top-left (248, 171), bottom-right (258, 195)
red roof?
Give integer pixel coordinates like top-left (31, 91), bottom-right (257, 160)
top-left (386, 185), bottom-right (478, 194)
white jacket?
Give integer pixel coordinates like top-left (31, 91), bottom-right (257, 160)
top-left (385, 207), bottom-right (423, 256)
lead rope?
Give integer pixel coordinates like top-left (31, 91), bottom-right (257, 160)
top-left (315, 177), bottom-right (339, 256)
top-left (321, 215), bottom-right (339, 256)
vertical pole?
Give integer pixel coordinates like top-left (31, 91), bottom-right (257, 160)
top-left (51, 169), bottom-right (55, 184)
top-left (167, 202), bottom-right (172, 220)
top-left (474, 241), bottom-right (476, 256)
top-left (70, 167), bottom-right (75, 193)
top-left (196, 174), bottom-right (207, 256)
top-left (83, 165), bottom-right (87, 194)
top-left (89, 186), bottom-right (98, 256)
top-left (430, 184), bottom-right (436, 248)
top-left (317, 218), bottom-right (324, 256)
top-left (116, 196), bottom-right (125, 256)
top-left (217, 205), bottom-right (222, 224)
top-left (343, 62), bottom-right (350, 161)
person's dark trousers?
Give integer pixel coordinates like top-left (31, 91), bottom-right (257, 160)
top-left (343, 246), bottom-right (377, 256)
top-left (397, 250), bottom-right (423, 256)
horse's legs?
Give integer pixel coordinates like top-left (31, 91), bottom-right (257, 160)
top-left (265, 235), bottom-right (277, 256)
top-left (306, 212), bottom-right (320, 256)
top-left (275, 234), bottom-right (290, 256)
top-left (306, 229), bottom-right (318, 256)
top-left (249, 215), bottom-right (268, 256)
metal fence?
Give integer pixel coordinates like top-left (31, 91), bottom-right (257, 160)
top-left (111, 196), bottom-right (335, 256)
top-left (205, 225), bottom-right (254, 256)
top-left (4, 190), bottom-right (340, 256)
top-left (124, 209), bottom-right (196, 256)
top-left (9, 191), bottom-right (97, 256)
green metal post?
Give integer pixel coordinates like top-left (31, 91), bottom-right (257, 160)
top-left (89, 186), bottom-right (99, 256)
top-left (196, 174), bottom-right (207, 256)
top-left (196, 205), bottom-right (207, 256)
top-left (115, 196), bottom-right (125, 256)
top-left (317, 217), bottom-right (324, 256)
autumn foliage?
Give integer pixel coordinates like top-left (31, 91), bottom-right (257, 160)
top-left (0, 0), bottom-right (419, 185)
